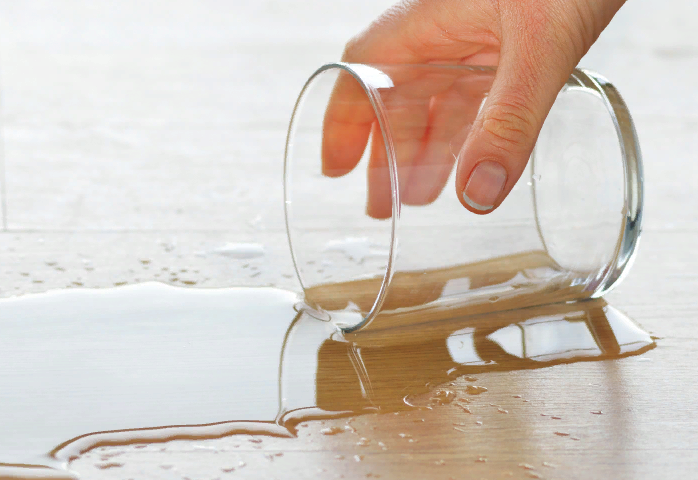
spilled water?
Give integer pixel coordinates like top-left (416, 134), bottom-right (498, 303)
top-left (0, 282), bottom-right (654, 478)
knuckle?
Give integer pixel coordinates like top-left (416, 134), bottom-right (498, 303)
top-left (481, 95), bottom-right (538, 151)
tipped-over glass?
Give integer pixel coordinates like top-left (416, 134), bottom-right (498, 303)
top-left (284, 63), bottom-right (643, 332)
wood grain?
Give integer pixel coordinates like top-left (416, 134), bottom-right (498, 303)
top-left (0, 0), bottom-right (697, 479)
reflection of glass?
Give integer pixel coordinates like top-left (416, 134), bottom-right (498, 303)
top-left (284, 63), bottom-right (643, 331)
top-left (289, 299), bottom-right (653, 414)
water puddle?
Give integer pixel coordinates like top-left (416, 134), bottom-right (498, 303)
top-left (0, 282), bottom-right (654, 478)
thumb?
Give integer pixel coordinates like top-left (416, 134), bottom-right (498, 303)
top-left (455, 31), bottom-right (579, 214)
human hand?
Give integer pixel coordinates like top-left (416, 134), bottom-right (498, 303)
top-left (322, 0), bottom-right (626, 217)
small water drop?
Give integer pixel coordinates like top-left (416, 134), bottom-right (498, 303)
top-left (354, 455), bottom-right (364, 462)
top-left (335, 455), bottom-right (345, 460)
top-left (465, 385), bottom-right (488, 395)
top-left (321, 426), bottom-right (345, 436)
top-left (377, 441), bottom-right (388, 451)
top-left (513, 395), bottom-right (522, 398)
top-left (221, 467), bottom-right (235, 473)
top-left (554, 431), bottom-right (570, 437)
top-left (356, 437), bottom-right (371, 447)
top-left (527, 473), bottom-right (542, 479)
top-left (140, 259), bottom-right (151, 265)
top-left (213, 243), bottom-right (265, 259)
top-left (238, 461), bottom-right (247, 468)
top-left (475, 421), bottom-right (483, 426)
top-left (430, 389), bottom-right (457, 405)
top-left (591, 410), bottom-right (603, 415)
top-left (542, 462), bottom-right (557, 468)
top-left (249, 438), bottom-right (262, 444)
top-left (463, 376), bottom-right (478, 382)
top-left (435, 460), bottom-right (446, 466)
top-left (497, 408), bottom-right (509, 414)
top-left (551, 416), bottom-right (561, 420)
top-left (398, 433), bottom-right (412, 439)
top-left (488, 296), bottom-right (499, 302)
top-left (476, 456), bottom-right (487, 463)
top-left (519, 463), bottom-right (535, 470)
top-left (532, 174), bottom-right (542, 181)
top-left (457, 403), bottom-right (472, 414)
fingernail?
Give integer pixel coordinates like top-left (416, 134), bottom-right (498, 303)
top-left (462, 160), bottom-right (507, 211)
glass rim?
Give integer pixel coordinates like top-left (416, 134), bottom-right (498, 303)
top-left (284, 63), bottom-right (644, 332)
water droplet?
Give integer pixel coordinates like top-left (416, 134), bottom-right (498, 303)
top-left (497, 408), bottom-right (508, 414)
top-left (512, 395), bottom-right (522, 398)
top-left (321, 426), bottom-right (344, 436)
top-left (476, 456), bottom-right (487, 463)
top-left (446, 367), bottom-right (458, 376)
top-left (430, 389), bottom-right (457, 405)
top-left (356, 437), bottom-right (371, 446)
top-left (475, 421), bottom-right (483, 426)
top-left (488, 296), bottom-right (499, 302)
top-left (212, 243), bottom-right (265, 259)
top-left (378, 441), bottom-right (388, 451)
top-left (221, 467), bottom-right (235, 473)
top-left (335, 455), bottom-right (345, 460)
top-left (398, 433), bottom-right (412, 439)
top-left (249, 438), bottom-right (262, 444)
top-left (532, 174), bottom-right (542, 181)
top-left (238, 461), bottom-right (247, 468)
top-left (408, 438), bottom-right (418, 443)
top-left (453, 426), bottom-right (467, 433)
top-left (354, 455), bottom-right (364, 462)
top-left (527, 473), bottom-right (542, 479)
top-left (465, 385), bottom-right (488, 395)
top-left (435, 460), bottom-right (446, 466)
top-left (519, 463), bottom-right (535, 470)
top-left (140, 259), bottom-right (151, 265)
top-left (456, 403), bottom-right (472, 414)
top-left (551, 416), bottom-right (561, 420)
top-left (554, 431), bottom-right (570, 437)
top-left (591, 410), bottom-right (603, 415)
top-left (542, 462), bottom-right (557, 468)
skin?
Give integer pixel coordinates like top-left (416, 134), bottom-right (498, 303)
top-left (321, 0), bottom-right (627, 217)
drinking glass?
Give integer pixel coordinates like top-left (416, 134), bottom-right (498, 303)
top-left (284, 63), bottom-right (643, 333)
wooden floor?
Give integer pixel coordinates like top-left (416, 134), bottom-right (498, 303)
top-left (1, 1), bottom-right (697, 479)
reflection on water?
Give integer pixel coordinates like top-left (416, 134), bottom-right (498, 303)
top-left (0, 283), bottom-right (654, 478)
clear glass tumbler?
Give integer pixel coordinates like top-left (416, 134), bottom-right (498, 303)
top-left (284, 63), bottom-right (643, 333)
